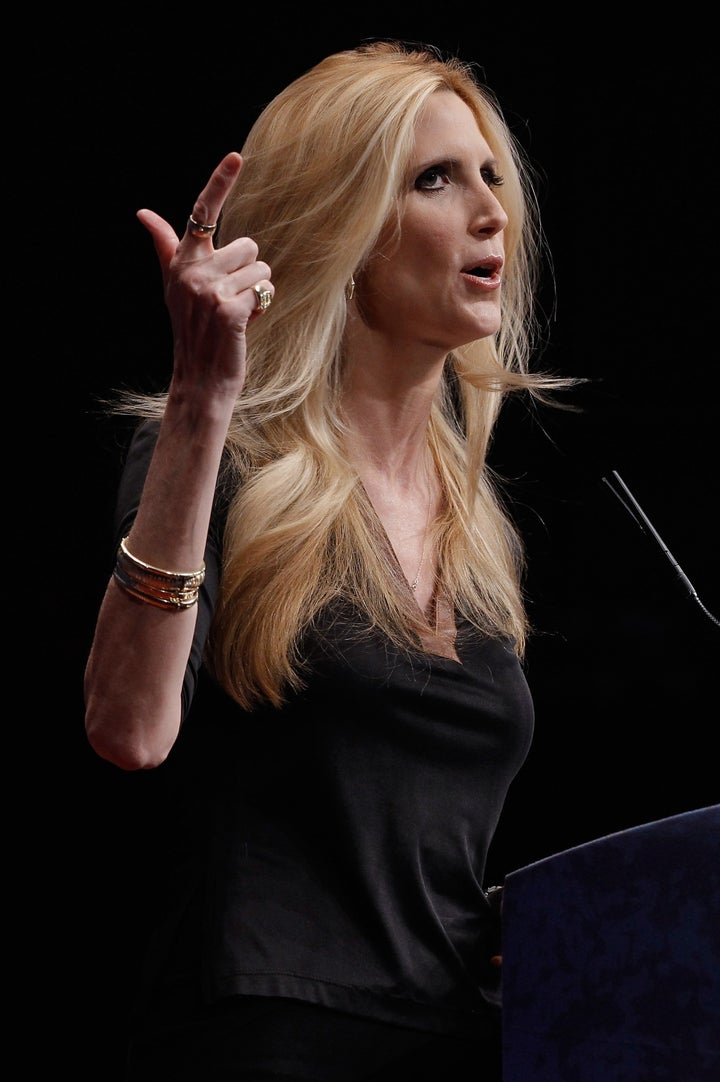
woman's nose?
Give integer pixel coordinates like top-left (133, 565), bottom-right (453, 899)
top-left (472, 186), bottom-right (508, 236)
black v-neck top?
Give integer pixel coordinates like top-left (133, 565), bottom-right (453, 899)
top-left (113, 421), bottom-right (535, 1036)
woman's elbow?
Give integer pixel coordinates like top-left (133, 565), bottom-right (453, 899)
top-left (84, 697), bottom-right (176, 771)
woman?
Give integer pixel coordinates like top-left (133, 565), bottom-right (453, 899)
top-left (85, 39), bottom-right (569, 1081)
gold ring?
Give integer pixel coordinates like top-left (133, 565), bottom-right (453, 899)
top-left (253, 284), bottom-right (273, 311)
top-left (188, 215), bottom-right (217, 238)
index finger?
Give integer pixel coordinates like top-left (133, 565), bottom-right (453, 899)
top-left (185, 151), bottom-right (244, 244)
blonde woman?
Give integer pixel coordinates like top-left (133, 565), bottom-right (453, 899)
top-left (85, 40), bottom-right (570, 1081)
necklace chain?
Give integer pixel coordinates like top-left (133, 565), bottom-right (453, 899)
top-left (410, 487), bottom-right (432, 591)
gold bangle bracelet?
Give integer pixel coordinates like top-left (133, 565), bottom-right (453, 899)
top-left (119, 536), bottom-right (206, 586)
top-left (113, 563), bottom-right (201, 609)
top-left (113, 536), bottom-right (206, 610)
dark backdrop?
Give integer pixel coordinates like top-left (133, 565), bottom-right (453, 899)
top-left (29, 11), bottom-right (717, 1077)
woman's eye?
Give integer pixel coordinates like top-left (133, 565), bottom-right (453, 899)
top-left (481, 168), bottom-right (504, 188)
top-left (415, 164), bottom-right (504, 192)
top-left (415, 165), bottom-right (451, 191)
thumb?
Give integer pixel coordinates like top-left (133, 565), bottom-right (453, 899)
top-left (136, 208), bottom-right (181, 271)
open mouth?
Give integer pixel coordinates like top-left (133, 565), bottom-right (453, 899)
top-left (463, 256), bottom-right (502, 280)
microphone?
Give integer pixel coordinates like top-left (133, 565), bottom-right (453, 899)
top-left (601, 470), bottom-right (719, 629)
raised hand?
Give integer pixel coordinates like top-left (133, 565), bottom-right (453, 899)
top-left (136, 151), bottom-right (274, 395)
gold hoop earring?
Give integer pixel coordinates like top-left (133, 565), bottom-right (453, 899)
top-left (345, 275), bottom-right (355, 302)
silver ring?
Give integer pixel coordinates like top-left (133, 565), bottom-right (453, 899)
top-left (253, 284), bottom-right (273, 312)
top-left (188, 214), bottom-right (217, 238)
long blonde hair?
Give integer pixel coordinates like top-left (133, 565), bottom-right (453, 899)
top-left (121, 41), bottom-right (572, 709)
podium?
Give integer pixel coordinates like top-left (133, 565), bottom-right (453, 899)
top-left (501, 805), bottom-right (720, 1082)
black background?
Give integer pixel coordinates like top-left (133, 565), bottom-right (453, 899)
top-left (29, 10), bottom-right (718, 1077)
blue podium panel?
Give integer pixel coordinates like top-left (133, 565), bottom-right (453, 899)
top-left (501, 806), bottom-right (720, 1082)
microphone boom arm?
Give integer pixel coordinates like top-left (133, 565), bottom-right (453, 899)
top-left (601, 470), bottom-right (719, 628)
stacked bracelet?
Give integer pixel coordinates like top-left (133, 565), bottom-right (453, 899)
top-left (113, 536), bottom-right (206, 610)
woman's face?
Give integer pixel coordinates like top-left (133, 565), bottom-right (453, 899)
top-left (361, 91), bottom-right (508, 352)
